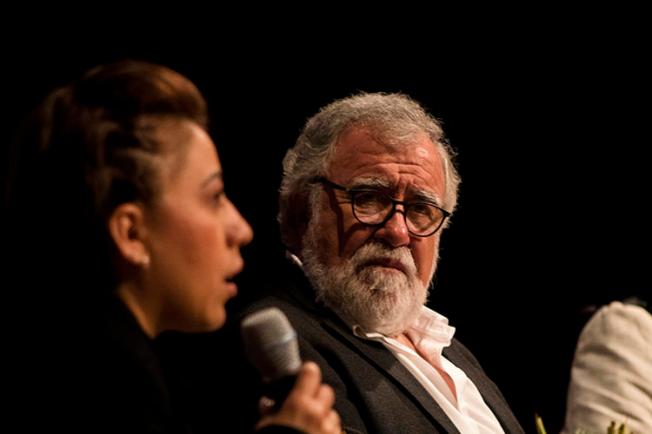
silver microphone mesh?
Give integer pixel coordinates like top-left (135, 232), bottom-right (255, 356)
top-left (241, 307), bottom-right (301, 382)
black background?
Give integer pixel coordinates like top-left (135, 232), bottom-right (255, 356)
top-left (3, 19), bottom-right (650, 433)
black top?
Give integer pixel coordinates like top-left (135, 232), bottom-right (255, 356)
top-left (52, 295), bottom-right (192, 433)
top-left (14, 293), bottom-right (302, 434)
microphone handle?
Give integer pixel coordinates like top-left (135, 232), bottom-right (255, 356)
top-left (263, 374), bottom-right (298, 410)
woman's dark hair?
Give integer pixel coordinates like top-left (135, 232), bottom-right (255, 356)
top-left (5, 60), bottom-right (208, 296)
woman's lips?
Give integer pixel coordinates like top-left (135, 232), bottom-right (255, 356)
top-left (224, 263), bottom-right (244, 297)
top-left (224, 280), bottom-right (238, 297)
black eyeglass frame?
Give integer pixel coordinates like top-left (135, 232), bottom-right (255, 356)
top-left (311, 176), bottom-right (451, 238)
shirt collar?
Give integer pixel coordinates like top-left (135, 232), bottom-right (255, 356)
top-left (352, 305), bottom-right (456, 353)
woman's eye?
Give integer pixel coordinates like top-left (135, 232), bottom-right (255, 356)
top-left (213, 190), bottom-right (226, 204)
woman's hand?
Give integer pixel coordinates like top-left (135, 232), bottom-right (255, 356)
top-left (256, 361), bottom-right (341, 434)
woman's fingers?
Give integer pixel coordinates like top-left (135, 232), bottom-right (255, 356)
top-left (291, 361), bottom-right (321, 397)
top-left (321, 409), bottom-right (341, 434)
top-left (256, 361), bottom-right (342, 434)
top-left (315, 384), bottom-right (335, 411)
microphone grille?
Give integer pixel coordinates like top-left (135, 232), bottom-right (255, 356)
top-left (241, 307), bottom-right (301, 381)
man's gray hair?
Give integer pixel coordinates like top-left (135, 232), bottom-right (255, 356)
top-left (278, 92), bottom-right (461, 248)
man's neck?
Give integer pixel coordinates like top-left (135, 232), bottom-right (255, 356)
top-left (395, 332), bottom-right (416, 351)
top-left (396, 331), bottom-right (458, 401)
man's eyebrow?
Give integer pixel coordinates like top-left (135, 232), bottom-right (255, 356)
top-left (411, 189), bottom-right (443, 206)
top-left (349, 177), bottom-right (444, 205)
top-left (348, 177), bottom-right (391, 190)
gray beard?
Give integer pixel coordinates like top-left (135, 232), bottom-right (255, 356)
top-left (301, 230), bottom-right (431, 336)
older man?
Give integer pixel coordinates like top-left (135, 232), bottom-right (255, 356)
top-left (247, 93), bottom-right (524, 434)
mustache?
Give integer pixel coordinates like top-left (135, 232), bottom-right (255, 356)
top-left (349, 243), bottom-right (417, 276)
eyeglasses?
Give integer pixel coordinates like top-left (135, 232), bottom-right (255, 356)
top-left (312, 177), bottom-right (450, 237)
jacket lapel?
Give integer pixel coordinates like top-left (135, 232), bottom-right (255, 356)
top-left (323, 318), bottom-right (461, 434)
top-left (443, 345), bottom-right (523, 433)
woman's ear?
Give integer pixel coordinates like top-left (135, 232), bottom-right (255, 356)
top-left (108, 203), bottom-right (150, 268)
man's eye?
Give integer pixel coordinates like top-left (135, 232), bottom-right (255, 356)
top-left (354, 191), bottom-right (380, 205)
top-left (354, 191), bottom-right (391, 209)
top-left (410, 203), bottom-right (434, 217)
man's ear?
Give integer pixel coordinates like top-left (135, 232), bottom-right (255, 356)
top-left (280, 191), bottom-right (311, 256)
top-left (107, 203), bottom-right (150, 267)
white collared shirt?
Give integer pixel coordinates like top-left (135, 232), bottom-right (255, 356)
top-left (353, 306), bottom-right (505, 434)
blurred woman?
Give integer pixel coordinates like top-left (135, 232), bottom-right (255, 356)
top-left (4, 60), bottom-right (339, 434)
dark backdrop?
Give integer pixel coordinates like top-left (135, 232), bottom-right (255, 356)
top-left (3, 29), bottom-right (649, 433)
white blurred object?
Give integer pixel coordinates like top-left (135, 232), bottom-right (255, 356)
top-left (562, 301), bottom-right (652, 434)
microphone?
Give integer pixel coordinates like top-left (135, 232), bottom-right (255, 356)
top-left (241, 307), bottom-right (301, 407)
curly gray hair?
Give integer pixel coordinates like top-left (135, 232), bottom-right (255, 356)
top-left (278, 92), bottom-right (461, 251)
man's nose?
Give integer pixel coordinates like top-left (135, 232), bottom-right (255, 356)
top-left (373, 208), bottom-right (410, 247)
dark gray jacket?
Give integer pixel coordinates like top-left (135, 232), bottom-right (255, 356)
top-left (245, 266), bottom-right (525, 434)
